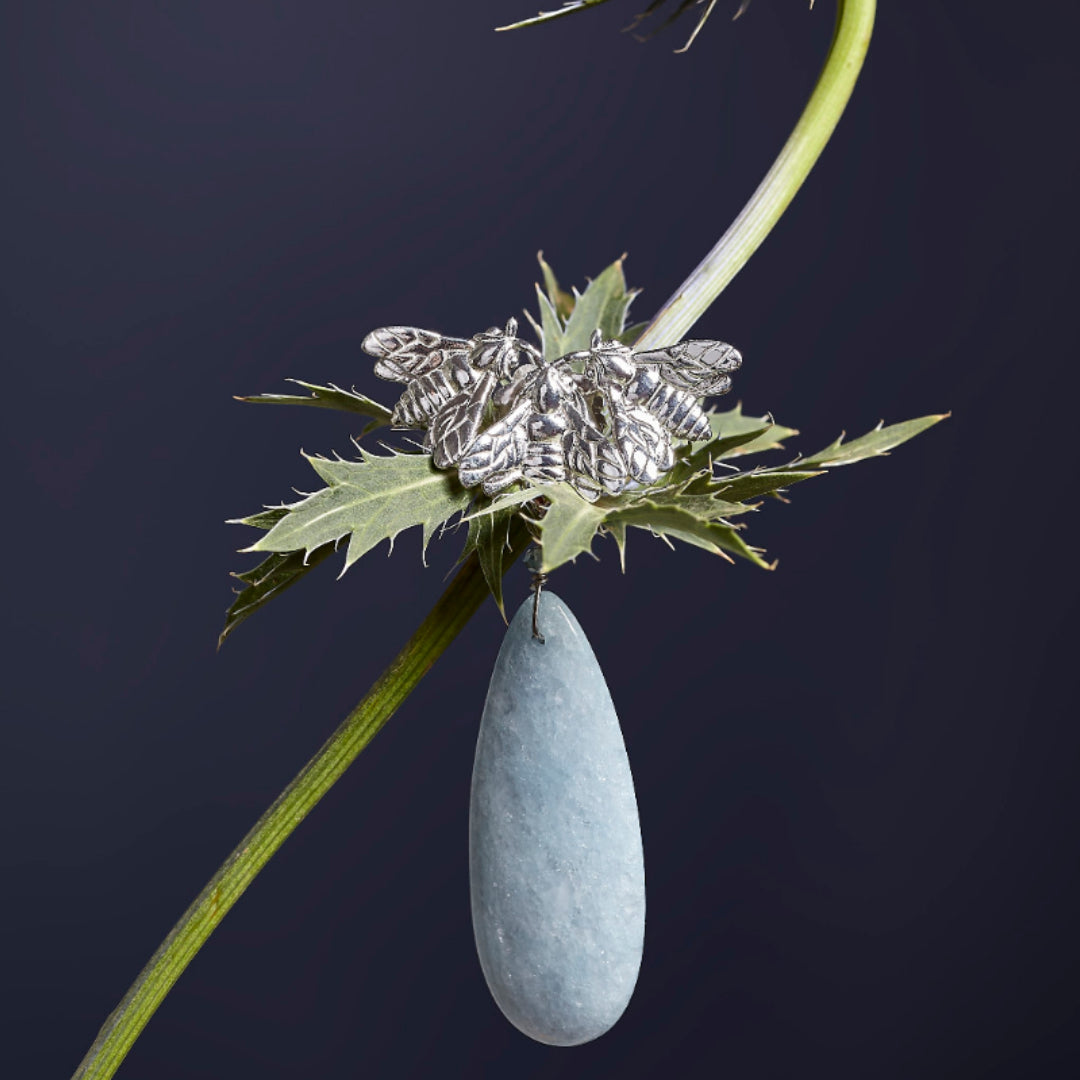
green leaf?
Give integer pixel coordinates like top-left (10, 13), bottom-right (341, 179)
top-left (608, 503), bottom-right (737, 560)
top-left (666, 408), bottom-right (793, 487)
top-left (532, 255), bottom-right (638, 360)
top-left (710, 468), bottom-right (823, 503)
top-left (231, 505), bottom-right (292, 531)
top-left (496, 0), bottom-right (613, 33)
top-left (219, 545), bottom-right (335, 647)
top-left (603, 518), bottom-right (628, 571)
top-left (536, 483), bottom-right (769, 573)
top-left (632, 486), bottom-right (753, 520)
top-left (249, 450), bottom-right (472, 571)
top-left (534, 484), bottom-right (609, 572)
top-left (629, 0), bottom-right (733, 50)
top-left (674, 423), bottom-right (773, 480)
top-left (610, 502), bottom-right (771, 568)
top-left (498, 0), bottom-right (724, 53)
top-left (462, 486), bottom-right (547, 520)
top-left (562, 256), bottom-right (637, 352)
top-left (708, 405), bottom-right (799, 457)
top-left (220, 505), bottom-right (328, 646)
top-left (461, 505), bottom-right (517, 619)
top-left (237, 381), bottom-right (393, 435)
top-left (801, 414), bottom-right (950, 467)
top-left (534, 284), bottom-right (568, 362)
top-left (538, 252), bottom-right (575, 321)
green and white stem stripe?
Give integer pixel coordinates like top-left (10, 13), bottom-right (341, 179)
top-left (636, 0), bottom-right (875, 351)
top-left (71, 4), bottom-right (875, 1076)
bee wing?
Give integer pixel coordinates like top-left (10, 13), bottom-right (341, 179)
top-left (633, 339), bottom-right (742, 397)
top-left (457, 397), bottom-right (533, 495)
top-left (560, 386), bottom-right (627, 496)
top-left (362, 326), bottom-right (474, 383)
top-left (428, 371), bottom-right (496, 469)
top-left (607, 388), bottom-right (675, 486)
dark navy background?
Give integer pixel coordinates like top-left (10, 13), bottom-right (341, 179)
top-left (2, 2), bottom-right (1077, 1077)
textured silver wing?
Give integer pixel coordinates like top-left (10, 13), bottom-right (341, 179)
top-left (391, 353), bottom-right (479, 428)
top-left (458, 398), bottom-right (532, 496)
top-left (606, 386), bottom-right (675, 486)
top-left (362, 326), bottom-right (474, 383)
top-left (633, 339), bottom-right (742, 397)
top-left (428, 371), bottom-right (496, 469)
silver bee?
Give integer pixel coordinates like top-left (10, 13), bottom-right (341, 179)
top-left (362, 319), bottom-right (741, 500)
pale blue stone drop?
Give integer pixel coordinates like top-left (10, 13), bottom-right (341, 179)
top-left (469, 591), bottom-right (645, 1046)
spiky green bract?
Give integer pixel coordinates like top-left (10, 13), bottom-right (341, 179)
top-left (707, 405), bottom-right (799, 457)
top-left (538, 252), bottom-right (575, 321)
top-left (220, 507), bottom-right (335, 647)
top-left (222, 264), bottom-right (942, 630)
top-left (496, 0), bottom-right (734, 52)
top-left (497, 0), bottom-right (613, 34)
top-left (801, 414), bottom-right (949, 466)
top-left (525, 411), bottom-right (947, 573)
top-left (533, 253), bottom-right (639, 361)
top-left (246, 450), bottom-right (472, 571)
top-left (523, 475), bottom-right (764, 575)
top-left (529, 483), bottom-right (769, 574)
top-left (237, 381), bottom-right (393, 435)
top-left (529, 486), bottom-right (608, 571)
top-left (667, 404), bottom-right (797, 486)
top-left (459, 504), bottom-right (517, 620)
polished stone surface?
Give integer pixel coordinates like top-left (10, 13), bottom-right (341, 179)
top-left (469, 591), bottom-right (645, 1046)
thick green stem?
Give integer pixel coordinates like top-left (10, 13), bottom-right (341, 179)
top-left (635, 0), bottom-right (876, 351)
top-left (73, 4), bottom-right (874, 1076)
top-left (72, 532), bottom-right (530, 1080)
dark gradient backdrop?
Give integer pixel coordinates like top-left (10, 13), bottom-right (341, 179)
top-left (2, 2), bottom-right (1078, 1078)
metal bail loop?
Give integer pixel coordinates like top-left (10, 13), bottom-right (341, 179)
top-left (522, 544), bottom-right (547, 643)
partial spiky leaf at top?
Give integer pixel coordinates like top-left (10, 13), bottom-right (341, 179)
top-left (237, 381), bottom-right (392, 436)
top-left (496, 1), bottom-right (614, 34)
top-left (532, 254), bottom-right (638, 360)
top-left (562, 256), bottom-right (638, 354)
top-left (538, 252), bottom-right (575, 321)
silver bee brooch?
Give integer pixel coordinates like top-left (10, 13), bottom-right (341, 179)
top-left (362, 319), bottom-right (742, 501)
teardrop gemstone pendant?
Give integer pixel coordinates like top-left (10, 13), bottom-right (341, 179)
top-left (469, 590), bottom-right (645, 1046)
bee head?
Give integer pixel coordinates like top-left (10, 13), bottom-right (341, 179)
top-left (586, 330), bottom-right (636, 386)
top-left (470, 317), bottom-right (538, 378)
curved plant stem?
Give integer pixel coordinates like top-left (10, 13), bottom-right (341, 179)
top-left (635, 0), bottom-right (876, 351)
top-left (72, 529), bottom-right (531, 1080)
top-left (73, 4), bottom-right (875, 1076)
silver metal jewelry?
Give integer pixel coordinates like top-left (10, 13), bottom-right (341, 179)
top-left (362, 319), bottom-right (742, 500)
